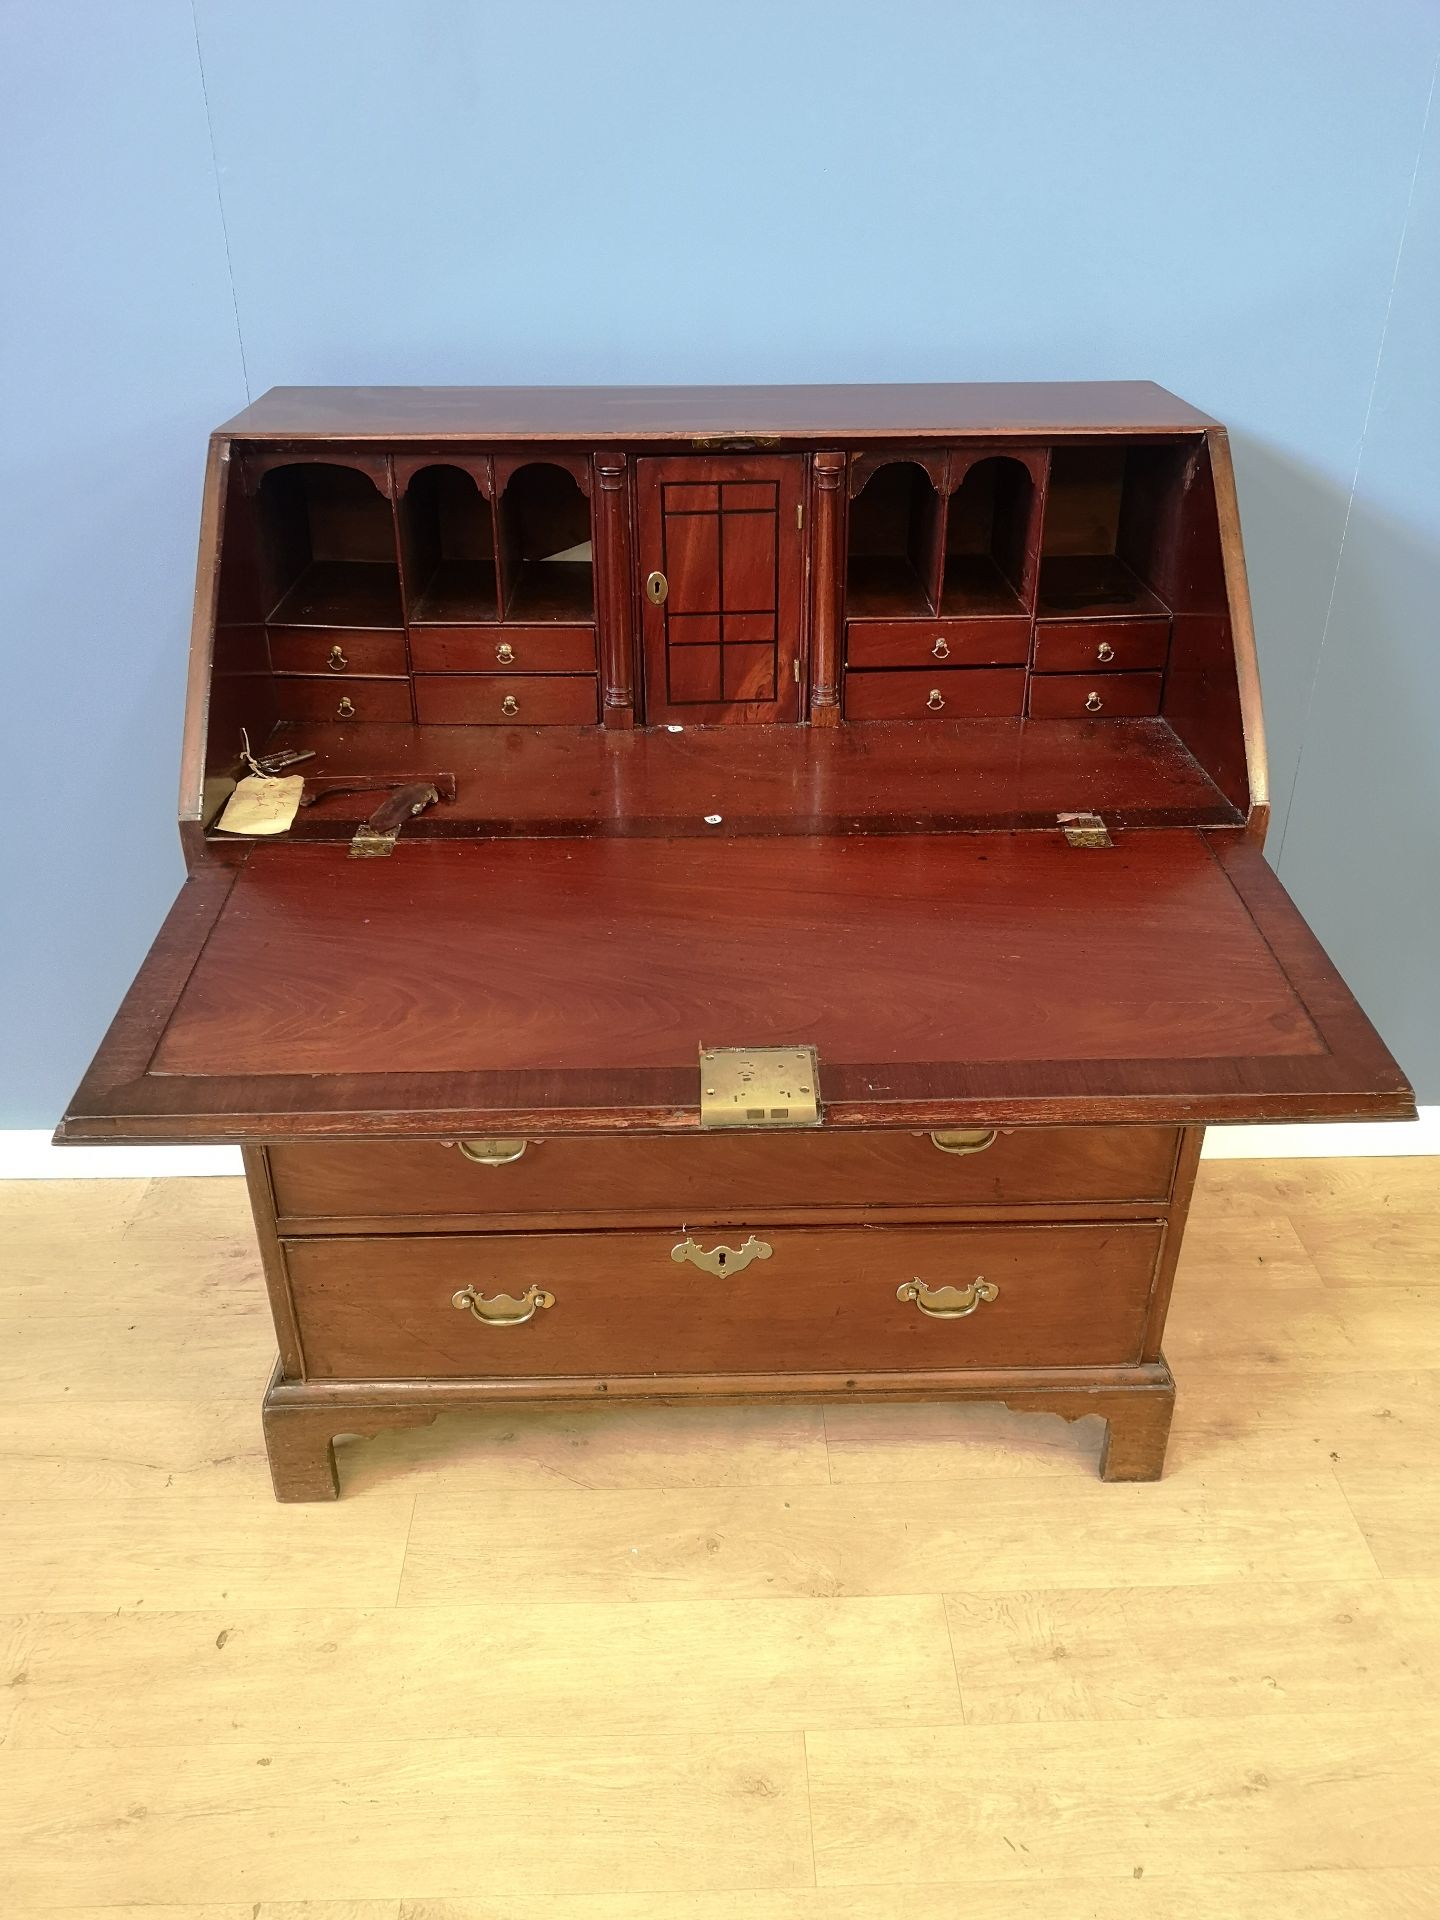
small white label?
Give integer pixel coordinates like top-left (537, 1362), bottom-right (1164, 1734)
top-left (215, 773), bottom-right (304, 836)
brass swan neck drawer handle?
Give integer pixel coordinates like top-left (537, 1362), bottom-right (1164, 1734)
top-left (671, 1235), bottom-right (773, 1277)
top-left (452, 1283), bottom-right (554, 1326)
top-left (1084, 690), bottom-right (1104, 712)
top-left (926, 688), bottom-right (945, 711)
top-left (501, 693), bottom-right (520, 717)
top-left (327, 644), bottom-right (348, 672)
top-left (897, 1276), bottom-right (999, 1320)
top-left (453, 1137), bottom-right (531, 1166)
top-left (931, 636), bottom-right (950, 659)
top-left (929, 1129), bottom-right (997, 1157)
top-left (336, 695), bottom-right (356, 719)
top-left (1096, 640), bottom-right (1115, 662)
top-left (495, 641), bottom-right (515, 665)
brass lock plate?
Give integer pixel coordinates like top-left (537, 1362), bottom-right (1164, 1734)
top-left (1058, 811), bottom-right (1113, 849)
top-left (699, 1045), bottom-right (821, 1129)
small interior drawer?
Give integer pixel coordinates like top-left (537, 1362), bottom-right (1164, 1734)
top-left (413, 674), bottom-right (599, 725)
top-left (284, 1219), bottom-right (1165, 1380)
top-left (846, 617), bottom-right (1030, 669)
top-left (268, 629), bottom-right (410, 677)
top-left (409, 625), bottom-right (597, 675)
top-left (845, 668), bottom-right (1026, 721)
top-left (1027, 672), bottom-right (1163, 719)
top-left (1032, 619), bottom-right (1170, 674)
top-left (272, 676), bottom-right (414, 723)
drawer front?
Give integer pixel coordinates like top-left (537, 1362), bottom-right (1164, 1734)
top-left (272, 676), bottom-right (414, 723)
top-left (410, 626), bottom-right (597, 675)
top-left (1032, 619), bottom-right (1170, 674)
top-left (1027, 672), bottom-right (1163, 719)
top-left (268, 629), bottom-right (409, 677)
top-left (845, 668), bottom-right (1026, 721)
top-left (267, 1127), bottom-right (1180, 1222)
top-left (285, 1221), bottom-right (1165, 1379)
top-left (413, 674), bottom-right (598, 726)
top-left (846, 618), bottom-right (1031, 669)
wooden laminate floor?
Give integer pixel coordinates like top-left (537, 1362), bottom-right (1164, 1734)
top-left (0, 1158), bottom-right (1438, 1917)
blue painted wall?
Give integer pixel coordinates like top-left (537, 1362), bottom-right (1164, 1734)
top-left (3, 0), bottom-right (1437, 1123)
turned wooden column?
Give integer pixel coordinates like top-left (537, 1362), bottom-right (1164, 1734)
top-left (809, 450), bottom-right (845, 725)
top-left (593, 451), bottom-right (636, 728)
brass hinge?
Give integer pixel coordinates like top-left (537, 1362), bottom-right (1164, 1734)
top-left (699, 1046), bottom-right (821, 1129)
top-left (1058, 811), bottom-right (1113, 849)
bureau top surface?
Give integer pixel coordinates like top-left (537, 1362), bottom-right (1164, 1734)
top-left (216, 380), bottom-right (1220, 442)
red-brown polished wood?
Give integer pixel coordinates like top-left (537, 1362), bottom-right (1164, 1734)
top-left (62, 381), bottom-right (1413, 1503)
top-left (285, 1222), bottom-right (1166, 1380)
top-left (217, 381), bottom-right (1220, 442)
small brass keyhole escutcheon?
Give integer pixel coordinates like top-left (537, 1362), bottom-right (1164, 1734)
top-left (327, 644), bottom-right (348, 672)
top-left (1097, 640), bottom-right (1115, 662)
top-left (496, 642), bottom-right (515, 665)
top-left (926, 688), bottom-right (945, 712)
top-left (932, 637), bottom-right (950, 660)
top-left (501, 694), bottom-right (519, 717)
top-left (646, 570), bottom-right (669, 605)
top-left (671, 1236), bottom-right (773, 1278)
top-left (336, 695), bottom-right (355, 719)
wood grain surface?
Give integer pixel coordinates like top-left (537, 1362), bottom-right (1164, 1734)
top-left (2, 1160), bottom-right (1438, 1911)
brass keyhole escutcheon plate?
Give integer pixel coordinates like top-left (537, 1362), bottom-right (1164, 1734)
top-left (646, 570), bottom-right (669, 605)
top-left (671, 1235), bottom-right (773, 1278)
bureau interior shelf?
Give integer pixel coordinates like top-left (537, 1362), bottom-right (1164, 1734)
top-left (1037, 444), bottom-right (1174, 618)
top-left (260, 463), bottom-right (403, 629)
top-left (499, 462), bottom-right (594, 621)
top-left (237, 714), bottom-right (1242, 840)
top-left (846, 461), bottom-right (944, 616)
top-left (940, 455), bottom-right (1034, 616)
top-left (402, 464), bottom-right (499, 624)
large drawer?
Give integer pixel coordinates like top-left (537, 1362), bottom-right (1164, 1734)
top-left (284, 1221), bottom-right (1166, 1379)
top-left (266, 1127), bottom-right (1181, 1223)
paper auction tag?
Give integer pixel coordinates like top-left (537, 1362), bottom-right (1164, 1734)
top-left (215, 773), bottom-right (304, 836)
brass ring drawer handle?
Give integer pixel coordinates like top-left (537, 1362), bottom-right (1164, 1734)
top-left (496, 642), bottom-right (515, 665)
top-left (897, 1276), bottom-right (999, 1320)
top-left (452, 1283), bottom-right (554, 1326)
top-left (327, 644), bottom-right (348, 672)
top-left (671, 1235), bottom-right (772, 1277)
top-left (926, 688), bottom-right (945, 711)
top-left (931, 637), bottom-right (950, 660)
top-left (1085, 691), bottom-right (1103, 712)
top-left (929, 1129), bottom-right (997, 1157)
top-left (454, 1138), bottom-right (530, 1166)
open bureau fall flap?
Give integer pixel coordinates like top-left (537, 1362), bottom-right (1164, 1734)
top-left (60, 381), bottom-right (1412, 1142)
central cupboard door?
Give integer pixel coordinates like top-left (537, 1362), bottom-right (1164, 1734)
top-left (637, 455), bottom-right (805, 724)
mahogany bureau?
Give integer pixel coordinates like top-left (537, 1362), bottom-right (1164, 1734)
top-left (60, 382), bottom-right (1413, 1498)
